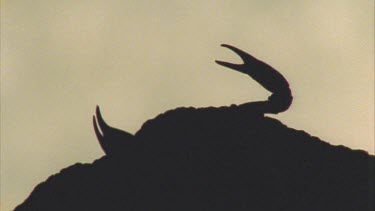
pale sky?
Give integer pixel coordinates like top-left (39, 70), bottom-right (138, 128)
top-left (1, 1), bottom-right (374, 210)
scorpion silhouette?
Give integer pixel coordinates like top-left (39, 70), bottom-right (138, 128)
top-left (93, 44), bottom-right (293, 155)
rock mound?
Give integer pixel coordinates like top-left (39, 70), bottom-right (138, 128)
top-left (15, 108), bottom-right (374, 211)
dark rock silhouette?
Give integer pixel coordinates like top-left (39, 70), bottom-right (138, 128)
top-left (15, 45), bottom-right (374, 211)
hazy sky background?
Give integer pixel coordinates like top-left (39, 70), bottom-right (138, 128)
top-left (1, 1), bottom-right (374, 210)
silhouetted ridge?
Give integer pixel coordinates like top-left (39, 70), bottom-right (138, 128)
top-left (15, 114), bottom-right (374, 211)
top-left (15, 45), bottom-right (374, 210)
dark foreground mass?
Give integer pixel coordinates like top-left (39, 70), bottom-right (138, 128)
top-left (15, 107), bottom-right (374, 211)
top-left (14, 45), bottom-right (374, 210)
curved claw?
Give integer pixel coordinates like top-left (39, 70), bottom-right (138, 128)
top-left (95, 106), bottom-right (112, 134)
top-left (93, 115), bottom-right (108, 153)
top-left (93, 106), bottom-right (113, 154)
top-left (220, 44), bottom-right (256, 63)
top-left (93, 116), bottom-right (103, 141)
top-left (216, 44), bottom-right (290, 92)
top-left (215, 60), bottom-right (243, 73)
top-left (216, 44), bottom-right (293, 114)
top-left (93, 106), bottom-right (135, 155)
top-left (215, 44), bottom-right (258, 74)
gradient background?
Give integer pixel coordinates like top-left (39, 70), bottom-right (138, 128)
top-left (1, 1), bottom-right (374, 210)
